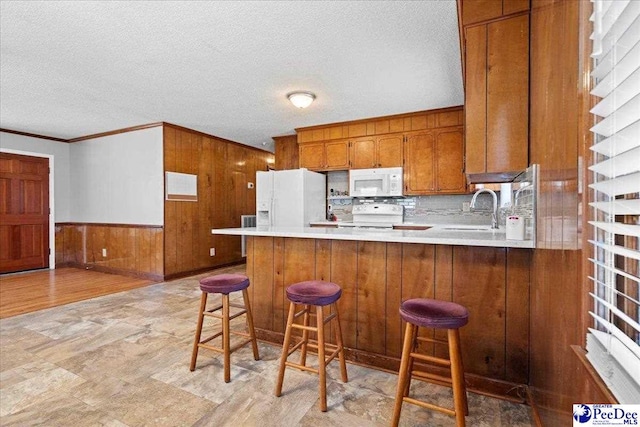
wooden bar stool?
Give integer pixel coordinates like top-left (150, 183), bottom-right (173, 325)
top-left (190, 273), bottom-right (260, 383)
top-left (275, 280), bottom-right (348, 412)
top-left (391, 298), bottom-right (470, 427)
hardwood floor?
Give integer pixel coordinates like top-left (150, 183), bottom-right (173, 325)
top-left (0, 268), bottom-right (154, 319)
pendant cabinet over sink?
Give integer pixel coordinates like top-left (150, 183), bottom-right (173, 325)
top-left (460, 0), bottom-right (530, 182)
top-left (404, 127), bottom-right (466, 195)
top-left (296, 106), bottom-right (466, 195)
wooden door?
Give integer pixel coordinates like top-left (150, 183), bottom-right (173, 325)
top-left (351, 137), bottom-right (376, 169)
top-left (0, 153), bottom-right (50, 273)
top-left (325, 140), bottom-right (350, 170)
top-left (404, 131), bottom-right (435, 194)
top-left (486, 14), bottom-right (529, 174)
top-left (376, 134), bottom-right (403, 168)
top-left (435, 128), bottom-right (466, 193)
top-left (299, 143), bottom-right (325, 170)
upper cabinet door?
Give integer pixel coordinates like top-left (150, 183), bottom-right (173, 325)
top-left (325, 139), bottom-right (350, 170)
top-left (299, 143), bottom-right (325, 170)
top-left (376, 134), bottom-right (403, 168)
top-left (464, 14), bottom-right (529, 177)
top-left (404, 131), bottom-right (435, 194)
top-left (435, 128), bottom-right (466, 193)
top-left (351, 137), bottom-right (377, 169)
top-left (486, 14), bottom-right (529, 174)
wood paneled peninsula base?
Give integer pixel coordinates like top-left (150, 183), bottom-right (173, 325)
top-left (243, 236), bottom-right (531, 402)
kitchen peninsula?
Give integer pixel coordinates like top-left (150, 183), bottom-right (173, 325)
top-left (213, 225), bottom-right (533, 400)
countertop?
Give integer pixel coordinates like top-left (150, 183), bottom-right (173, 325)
top-left (212, 224), bottom-right (535, 248)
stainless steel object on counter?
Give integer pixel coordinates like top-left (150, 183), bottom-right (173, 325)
top-left (470, 189), bottom-right (499, 230)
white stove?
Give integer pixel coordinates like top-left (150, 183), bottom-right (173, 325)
top-left (339, 204), bottom-right (404, 229)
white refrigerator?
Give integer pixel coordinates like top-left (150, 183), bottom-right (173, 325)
top-left (256, 169), bottom-right (326, 227)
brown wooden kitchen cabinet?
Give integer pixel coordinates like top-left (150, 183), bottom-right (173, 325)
top-left (299, 139), bottom-right (350, 171)
top-left (460, 0), bottom-right (529, 26)
top-left (404, 127), bottom-right (466, 195)
top-left (350, 133), bottom-right (403, 169)
top-left (464, 14), bottom-right (529, 179)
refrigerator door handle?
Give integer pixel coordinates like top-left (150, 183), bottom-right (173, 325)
top-left (271, 197), bottom-right (275, 227)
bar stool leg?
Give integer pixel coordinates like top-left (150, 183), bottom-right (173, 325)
top-left (190, 292), bottom-right (208, 371)
top-left (299, 305), bottom-right (310, 367)
top-left (448, 328), bottom-right (468, 426)
top-left (275, 302), bottom-right (296, 397)
top-left (333, 302), bottom-right (348, 383)
top-left (221, 294), bottom-right (231, 383)
top-left (316, 305), bottom-right (327, 412)
top-left (404, 324), bottom-right (419, 397)
top-left (242, 288), bottom-right (260, 361)
top-left (392, 322), bottom-right (416, 427)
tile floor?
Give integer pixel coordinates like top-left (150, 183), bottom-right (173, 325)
top-left (0, 272), bottom-right (534, 426)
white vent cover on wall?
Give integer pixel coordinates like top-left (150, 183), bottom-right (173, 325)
top-left (241, 215), bottom-right (256, 257)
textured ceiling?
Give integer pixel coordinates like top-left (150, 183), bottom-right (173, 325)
top-left (0, 1), bottom-right (463, 151)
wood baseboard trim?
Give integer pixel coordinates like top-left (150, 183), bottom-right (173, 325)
top-left (55, 222), bottom-right (163, 229)
top-left (571, 345), bottom-right (618, 403)
top-left (64, 262), bottom-right (163, 282)
top-left (255, 328), bottom-right (528, 403)
top-left (163, 260), bottom-right (246, 281)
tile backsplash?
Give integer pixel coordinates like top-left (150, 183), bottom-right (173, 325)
top-left (325, 168), bottom-right (536, 239)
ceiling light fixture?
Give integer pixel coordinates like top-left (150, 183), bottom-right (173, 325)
top-left (287, 91), bottom-right (316, 109)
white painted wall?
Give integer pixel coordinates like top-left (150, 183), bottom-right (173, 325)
top-left (0, 131), bottom-right (71, 221)
top-left (69, 127), bottom-right (164, 225)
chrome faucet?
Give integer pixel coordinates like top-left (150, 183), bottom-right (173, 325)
top-left (470, 189), bottom-right (499, 229)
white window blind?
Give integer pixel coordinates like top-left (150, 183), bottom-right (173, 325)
top-left (587, 0), bottom-right (640, 404)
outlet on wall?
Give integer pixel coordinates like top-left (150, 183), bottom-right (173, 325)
top-left (210, 248), bottom-right (216, 256)
top-left (102, 248), bottom-right (107, 257)
top-left (462, 202), bottom-right (471, 212)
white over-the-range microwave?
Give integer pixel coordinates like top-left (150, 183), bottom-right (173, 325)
top-left (349, 167), bottom-right (403, 197)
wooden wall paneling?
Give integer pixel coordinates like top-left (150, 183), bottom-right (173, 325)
top-left (330, 240), bottom-right (359, 349)
top-left (434, 245), bottom-right (454, 358)
top-left (135, 228), bottom-right (151, 274)
top-left (198, 137), bottom-right (214, 270)
top-left (251, 236), bottom-right (274, 331)
top-left (283, 238), bottom-right (317, 340)
top-left (273, 237), bottom-right (285, 334)
top-left (465, 24), bottom-right (488, 174)
top-left (356, 241), bottom-right (387, 354)
top-left (152, 228), bottom-right (164, 275)
top-left (315, 240), bottom-right (332, 281)
top-left (452, 246), bottom-right (506, 379)
top-left (505, 248), bottom-right (531, 384)
top-left (401, 243), bottom-right (436, 355)
top-left (273, 136), bottom-right (298, 170)
top-left (385, 242), bottom-right (403, 358)
top-left (54, 225), bottom-right (64, 265)
top-left (486, 14), bottom-right (529, 174)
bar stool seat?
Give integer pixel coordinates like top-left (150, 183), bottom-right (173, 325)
top-left (392, 298), bottom-right (470, 427)
top-left (275, 280), bottom-right (348, 412)
top-left (190, 273), bottom-right (259, 383)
